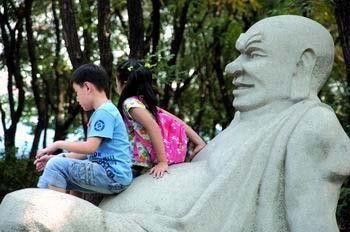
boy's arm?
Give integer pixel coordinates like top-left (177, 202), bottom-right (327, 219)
top-left (56, 137), bottom-right (102, 154)
top-left (34, 152), bottom-right (87, 172)
top-left (36, 137), bottom-right (102, 158)
top-left (66, 152), bottom-right (88, 160)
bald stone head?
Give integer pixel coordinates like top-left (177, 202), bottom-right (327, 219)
top-left (225, 15), bottom-right (335, 112)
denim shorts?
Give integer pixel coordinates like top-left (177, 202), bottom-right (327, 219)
top-left (37, 154), bottom-right (128, 194)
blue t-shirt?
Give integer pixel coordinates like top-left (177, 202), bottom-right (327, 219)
top-left (87, 101), bottom-right (132, 186)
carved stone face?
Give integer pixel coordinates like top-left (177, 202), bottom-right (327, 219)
top-left (225, 21), bottom-right (299, 112)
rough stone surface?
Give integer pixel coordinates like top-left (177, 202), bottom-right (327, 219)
top-left (0, 188), bottom-right (144, 232)
top-left (1, 15), bottom-right (349, 232)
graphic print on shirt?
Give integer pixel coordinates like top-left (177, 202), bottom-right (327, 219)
top-left (94, 120), bottom-right (105, 131)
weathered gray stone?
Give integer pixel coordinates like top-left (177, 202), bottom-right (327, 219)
top-left (0, 188), bottom-right (144, 232)
top-left (1, 15), bottom-right (349, 232)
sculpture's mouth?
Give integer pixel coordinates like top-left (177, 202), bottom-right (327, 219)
top-left (233, 82), bottom-right (254, 89)
top-left (232, 81), bottom-right (254, 96)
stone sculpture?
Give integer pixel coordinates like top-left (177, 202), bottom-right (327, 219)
top-left (0, 15), bottom-right (349, 232)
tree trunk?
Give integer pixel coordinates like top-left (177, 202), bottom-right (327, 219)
top-left (81, 0), bottom-right (93, 63)
top-left (0, 3), bottom-right (26, 159)
top-left (127, 0), bottom-right (144, 59)
top-left (160, 0), bottom-right (190, 109)
top-left (58, 0), bottom-right (85, 69)
top-left (57, 0), bottom-right (87, 140)
top-left (98, 0), bottom-right (113, 96)
top-left (193, 76), bottom-right (207, 133)
top-left (334, 0), bottom-right (350, 84)
top-left (212, 26), bottom-right (234, 124)
top-left (150, 0), bottom-right (161, 56)
top-left (24, 0), bottom-right (49, 159)
top-left (144, 0), bottom-right (161, 61)
top-left (333, 2), bottom-right (350, 231)
top-left (300, 0), bottom-right (311, 17)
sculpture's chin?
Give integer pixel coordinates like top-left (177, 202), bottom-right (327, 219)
top-left (232, 101), bottom-right (253, 112)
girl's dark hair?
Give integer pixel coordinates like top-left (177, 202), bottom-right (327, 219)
top-left (117, 59), bottom-right (158, 120)
top-left (70, 63), bottom-right (109, 93)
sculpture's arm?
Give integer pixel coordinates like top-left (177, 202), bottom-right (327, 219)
top-left (285, 106), bottom-right (350, 232)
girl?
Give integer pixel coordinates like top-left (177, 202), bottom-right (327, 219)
top-left (116, 59), bottom-right (206, 178)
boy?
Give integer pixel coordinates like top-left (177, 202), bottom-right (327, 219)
top-left (34, 64), bottom-right (132, 194)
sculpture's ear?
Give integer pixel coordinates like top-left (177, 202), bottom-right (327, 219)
top-left (290, 48), bottom-right (316, 101)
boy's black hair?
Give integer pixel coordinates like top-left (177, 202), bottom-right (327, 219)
top-left (116, 59), bottom-right (158, 120)
top-left (70, 63), bottom-right (109, 93)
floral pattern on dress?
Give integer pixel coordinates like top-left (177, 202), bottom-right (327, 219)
top-left (123, 97), bottom-right (152, 168)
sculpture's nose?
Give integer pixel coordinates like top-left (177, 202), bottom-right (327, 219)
top-left (224, 56), bottom-right (243, 79)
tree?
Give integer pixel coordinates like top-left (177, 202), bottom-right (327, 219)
top-left (160, 0), bottom-right (191, 109)
top-left (0, 2), bottom-right (349, 227)
top-left (55, 0), bottom-right (87, 141)
top-left (333, 1), bottom-right (350, 231)
top-left (97, 0), bottom-right (113, 96)
top-left (24, 0), bottom-right (49, 159)
top-left (127, 0), bottom-right (144, 59)
top-left (334, 0), bottom-right (350, 118)
top-left (0, 1), bottom-right (26, 159)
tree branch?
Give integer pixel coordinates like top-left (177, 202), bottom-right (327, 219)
top-left (58, 0), bottom-right (85, 69)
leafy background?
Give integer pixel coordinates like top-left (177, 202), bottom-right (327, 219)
top-left (0, 0), bottom-right (349, 230)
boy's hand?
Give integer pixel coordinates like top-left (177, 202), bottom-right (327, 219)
top-left (149, 161), bottom-right (169, 178)
top-left (189, 142), bottom-right (206, 161)
top-left (34, 142), bottom-right (60, 172)
top-left (33, 154), bottom-right (53, 172)
top-left (35, 143), bottom-right (58, 159)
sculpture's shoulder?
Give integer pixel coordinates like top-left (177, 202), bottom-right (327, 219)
top-left (288, 103), bottom-right (350, 176)
top-left (291, 104), bottom-right (346, 143)
top-left (284, 105), bottom-right (348, 232)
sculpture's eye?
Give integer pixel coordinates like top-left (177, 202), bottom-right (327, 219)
top-left (246, 48), bottom-right (266, 59)
top-left (248, 52), bottom-right (259, 58)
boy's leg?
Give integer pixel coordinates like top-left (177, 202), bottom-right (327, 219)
top-left (67, 161), bottom-right (127, 194)
top-left (38, 153), bottom-right (83, 198)
top-left (38, 155), bottom-right (127, 194)
top-left (48, 185), bottom-right (65, 193)
top-left (37, 155), bottom-right (71, 190)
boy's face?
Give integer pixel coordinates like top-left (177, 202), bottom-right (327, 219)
top-left (73, 82), bottom-right (93, 111)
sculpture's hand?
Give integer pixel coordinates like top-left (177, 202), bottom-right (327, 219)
top-left (149, 161), bottom-right (169, 178)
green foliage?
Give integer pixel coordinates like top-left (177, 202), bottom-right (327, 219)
top-left (0, 155), bottom-right (39, 202)
top-left (1, 0), bottom-right (350, 229)
top-left (337, 179), bottom-right (350, 231)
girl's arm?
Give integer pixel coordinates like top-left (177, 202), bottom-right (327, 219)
top-left (186, 126), bottom-right (206, 160)
top-left (158, 108), bottom-right (206, 160)
top-left (129, 107), bottom-right (168, 178)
